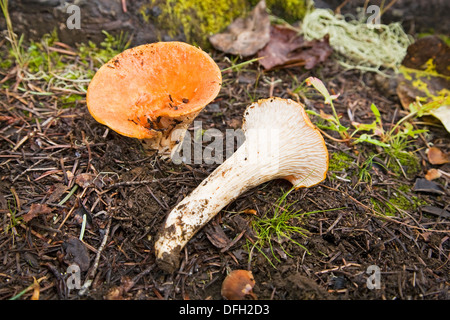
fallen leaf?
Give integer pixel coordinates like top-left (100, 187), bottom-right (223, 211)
top-left (209, 0), bottom-right (270, 57)
top-left (402, 36), bottom-right (450, 76)
top-left (426, 147), bottom-right (450, 165)
top-left (413, 178), bottom-right (446, 195)
top-left (430, 105), bottom-right (450, 133)
top-left (23, 203), bottom-right (53, 222)
top-left (397, 36), bottom-right (450, 132)
top-left (105, 286), bottom-right (123, 300)
top-left (425, 168), bottom-right (442, 181)
top-left (47, 183), bottom-right (69, 203)
top-left (31, 277), bottom-right (40, 300)
top-left (104, 276), bottom-right (134, 300)
top-left (62, 237), bottom-right (90, 272)
top-left (420, 206), bottom-right (450, 219)
top-left (257, 25), bottom-right (332, 70)
top-left (205, 222), bottom-right (231, 249)
top-left (75, 173), bottom-right (95, 188)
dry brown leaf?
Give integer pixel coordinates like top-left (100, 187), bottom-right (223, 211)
top-left (23, 203), bottom-right (53, 222)
top-left (205, 223), bottom-right (231, 249)
top-left (257, 24), bottom-right (332, 70)
top-left (47, 183), bottom-right (69, 203)
top-left (425, 168), bottom-right (442, 181)
top-left (75, 173), bottom-right (95, 188)
top-left (426, 147), bottom-right (450, 165)
top-left (402, 36), bottom-right (450, 76)
top-left (209, 0), bottom-right (270, 57)
top-left (62, 238), bottom-right (90, 272)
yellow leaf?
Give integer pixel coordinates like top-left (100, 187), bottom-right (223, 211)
top-left (30, 277), bottom-right (40, 300)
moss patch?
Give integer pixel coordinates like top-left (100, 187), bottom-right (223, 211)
top-left (264, 0), bottom-right (308, 23)
top-left (328, 152), bottom-right (354, 172)
top-left (371, 185), bottom-right (427, 216)
top-left (386, 150), bottom-right (421, 179)
top-left (140, 0), bottom-right (248, 47)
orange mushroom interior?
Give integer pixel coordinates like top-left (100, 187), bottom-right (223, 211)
top-left (86, 42), bottom-right (222, 139)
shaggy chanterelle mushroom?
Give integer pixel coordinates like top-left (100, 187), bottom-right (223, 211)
top-left (155, 97), bottom-right (329, 272)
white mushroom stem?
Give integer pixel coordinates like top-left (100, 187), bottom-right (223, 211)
top-left (155, 98), bottom-right (328, 272)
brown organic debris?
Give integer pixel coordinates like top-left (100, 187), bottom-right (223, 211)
top-left (257, 24), bottom-right (332, 70)
top-left (209, 0), bottom-right (270, 57)
top-left (402, 35), bottom-right (450, 76)
top-left (425, 168), bottom-right (442, 181)
top-left (427, 147), bottom-right (450, 165)
top-left (23, 203), bottom-right (54, 223)
top-left (62, 237), bottom-right (90, 272)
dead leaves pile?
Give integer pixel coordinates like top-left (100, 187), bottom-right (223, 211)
top-left (209, 0), bottom-right (332, 71)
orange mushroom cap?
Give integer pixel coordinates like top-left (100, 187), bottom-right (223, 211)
top-left (86, 42), bottom-right (222, 140)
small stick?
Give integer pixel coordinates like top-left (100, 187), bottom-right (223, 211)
top-left (79, 216), bottom-right (112, 296)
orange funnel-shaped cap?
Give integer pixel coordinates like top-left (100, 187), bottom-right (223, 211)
top-left (87, 41), bottom-right (222, 155)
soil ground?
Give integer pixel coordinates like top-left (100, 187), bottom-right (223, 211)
top-left (0, 11), bottom-right (449, 302)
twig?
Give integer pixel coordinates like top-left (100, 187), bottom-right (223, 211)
top-left (335, 0), bottom-right (351, 14)
top-left (315, 262), bottom-right (361, 275)
top-left (317, 127), bottom-right (351, 143)
top-left (381, 0), bottom-right (400, 15)
top-left (109, 177), bottom-right (174, 188)
top-left (79, 215), bottom-right (112, 296)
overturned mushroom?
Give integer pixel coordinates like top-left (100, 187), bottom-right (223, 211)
top-left (221, 270), bottom-right (257, 300)
top-left (155, 97), bottom-right (328, 272)
top-left (86, 42), bottom-right (221, 156)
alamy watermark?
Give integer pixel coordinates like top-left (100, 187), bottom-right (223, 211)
top-left (366, 265), bottom-right (381, 290)
top-left (66, 4), bottom-right (81, 30)
top-left (171, 121), bottom-right (281, 169)
top-left (366, 5), bottom-right (382, 29)
top-left (66, 264), bottom-right (81, 290)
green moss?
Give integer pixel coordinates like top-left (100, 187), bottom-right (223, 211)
top-left (141, 0), bottom-right (248, 46)
top-left (60, 94), bottom-right (83, 105)
top-left (371, 185), bottom-right (427, 216)
top-left (386, 150), bottom-right (420, 178)
top-left (265, 0), bottom-right (308, 23)
top-left (0, 56), bottom-right (12, 70)
top-left (328, 152), bottom-right (354, 172)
